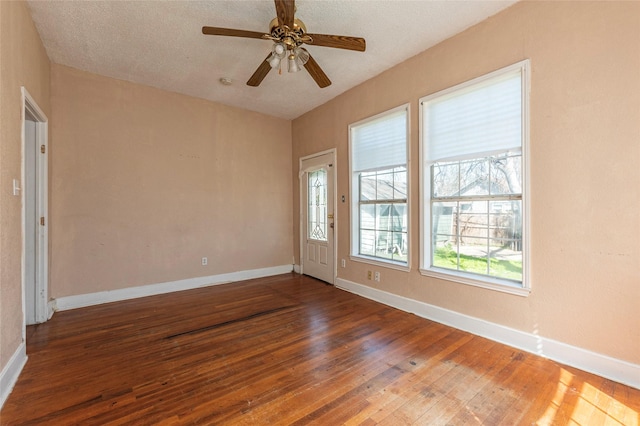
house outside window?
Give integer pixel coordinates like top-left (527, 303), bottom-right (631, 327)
top-left (420, 60), bottom-right (530, 294)
top-left (349, 105), bottom-right (410, 268)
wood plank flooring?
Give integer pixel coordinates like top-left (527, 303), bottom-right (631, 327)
top-left (1, 273), bottom-right (638, 425)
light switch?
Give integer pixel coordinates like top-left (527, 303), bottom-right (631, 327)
top-left (13, 179), bottom-right (20, 196)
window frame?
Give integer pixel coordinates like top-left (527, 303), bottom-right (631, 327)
top-left (349, 104), bottom-right (411, 271)
top-left (419, 60), bottom-right (531, 296)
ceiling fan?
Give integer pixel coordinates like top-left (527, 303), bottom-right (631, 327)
top-left (202, 0), bottom-right (366, 88)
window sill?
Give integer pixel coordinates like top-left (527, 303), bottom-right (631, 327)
top-left (419, 267), bottom-right (530, 297)
top-left (350, 255), bottom-right (410, 272)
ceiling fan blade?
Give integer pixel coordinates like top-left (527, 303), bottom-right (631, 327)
top-left (305, 33), bottom-right (366, 52)
top-left (247, 54), bottom-right (273, 87)
top-left (302, 50), bottom-right (331, 88)
top-left (202, 26), bottom-right (266, 39)
top-left (274, 0), bottom-right (295, 29)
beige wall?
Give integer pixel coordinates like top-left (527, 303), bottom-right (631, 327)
top-left (2, 0), bottom-right (638, 385)
top-left (292, 1), bottom-right (640, 364)
top-left (0, 1), bottom-right (51, 372)
top-left (50, 65), bottom-right (293, 298)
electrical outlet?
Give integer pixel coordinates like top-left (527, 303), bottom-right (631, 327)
top-left (374, 271), bottom-right (381, 282)
top-left (341, 259), bottom-right (346, 268)
top-left (201, 257), bottom-right (208, 266)
top-left (367, 271), bottom-right (372, 280)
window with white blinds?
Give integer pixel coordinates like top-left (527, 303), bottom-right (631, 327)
top-left (349, 105), bottom-right (409, 267)
top-left (424, 71), bottom-right (523, 163)
top-left (351, 109), bottom-right (407, 172)
top-left (420, 60), bottom-right (530, 295)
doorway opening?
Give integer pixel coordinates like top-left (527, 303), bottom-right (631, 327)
top-left (22, 87), bottom-right (49, 328)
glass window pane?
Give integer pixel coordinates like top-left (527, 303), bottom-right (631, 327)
top-left (376, 171), bottom-right (394, 200)
top-left (357, 166), bottom-right (409, 265)
top-left (457, 237), bottom-right (490, 276)
top-left (490, 155), bottom-right (522, 195)
top-left (489, 200), bottom-right (522, 241)
top-left (392, 204), bottom-right (407, 233)
top-left (360, 172), bottom-right (376, 201)
top-left (308, 169), bottom-right (327, 241)
top-left (390, 231), bottom-right (408, 262)
top-left (358, 201), bottom-right (409, 264)
top-left (432, 162), bottom-right (459, 197)
top-left (488, 239), bottom-right (522, 281)
top-left (460, 158), bottom-right (489, 196)
top-left (432, 201), bottom-right (456, 239)
top-left (360, 204), bottom-right (376, 230)
top-left (459, 201), bottom-right (489, 240)
top-left (360, 230), bottom-right (375, 256)
top-left (432, 201), bottom-right (457, 269)
top-left (376, 230), bottom-right (392, 259)
top-left (393, 167), bottom-right (407, 199)
top-left (432, 240), bottom-right (458, 270)
top-left (378, 204), bottom-right (394, 231)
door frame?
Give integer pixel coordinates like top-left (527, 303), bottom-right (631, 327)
top-left (299, 148), bottom-right (337, 283)
top-left (21, 87), bottom-right (49, 328)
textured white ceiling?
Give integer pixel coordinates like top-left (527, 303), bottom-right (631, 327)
top-left (27, 0), bottom-right (517, 120)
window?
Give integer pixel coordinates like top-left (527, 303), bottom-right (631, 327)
top-left (420, 60), bottom-right (530, 294)
top-left (308, 169), bottom-right (327, 241)
top-left (350, 105), bottom-right (409, 267)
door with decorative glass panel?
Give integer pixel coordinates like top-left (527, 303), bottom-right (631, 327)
top-left (301, 151), bottom-right (335, 284)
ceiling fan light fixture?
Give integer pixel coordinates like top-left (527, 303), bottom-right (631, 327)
top-left (267, 42), bottom-right (286, 69)
top-left (268, 54), bottom-right (281, 69)
top-left (295, 47), bottom-right (309, 66)
top-left (287, 47), bottom-right (308, 73)
top-left (273, 42), bottom-right (285, 55)
top-left (287, 52), bottom-right (299, 73)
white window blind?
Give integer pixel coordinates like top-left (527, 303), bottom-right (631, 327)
top-left (423, 70), bottom-right (523, 163)
top-left (351, 109), bottom-right (407, 172)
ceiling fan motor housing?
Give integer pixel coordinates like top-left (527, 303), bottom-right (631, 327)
top-left (268, 18), bottom-right (308, 48)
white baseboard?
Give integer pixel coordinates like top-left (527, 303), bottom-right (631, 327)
top-left (55, 264), bottom-right (293, 311)
top-left (336, 277), bottom-right (640, 390)
top-left (0, 342), bottom-right (27, 410)
top-left (293, 264), bottom-right (301, 274)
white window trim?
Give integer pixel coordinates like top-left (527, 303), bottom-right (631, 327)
top-left (349, 254), bottom-right (410, 272)
top-left (419, 60), bottom-right (531, 295)
top-left (349, 103), bottom-right (411, 271)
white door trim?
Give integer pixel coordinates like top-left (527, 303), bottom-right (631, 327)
top-left (299, 149), bottom-right (337, 283)
top-left (21, 87), bottom-right (49, 330)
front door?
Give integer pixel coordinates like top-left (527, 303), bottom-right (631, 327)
top-left (301, 151), bottom-right (335, 284)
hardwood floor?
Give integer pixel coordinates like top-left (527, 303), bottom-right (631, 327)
top-left (2, 273), bottom-right (638, 425)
